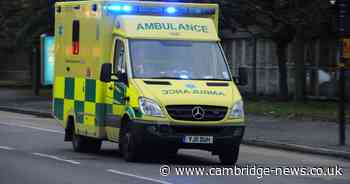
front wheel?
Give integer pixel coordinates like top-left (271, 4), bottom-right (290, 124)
top-left (218, 145), bottom-right (240, 165)
top-left (120, 125), bottom-right (141, 162)
top-left (160, 148), bottom-right (178, 158)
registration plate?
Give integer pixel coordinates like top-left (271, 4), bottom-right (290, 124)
top-left (183, 136), bottom-right (213, 144)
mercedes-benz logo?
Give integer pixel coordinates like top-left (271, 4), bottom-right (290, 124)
top-left (192, 106), bottom-right (205, 120)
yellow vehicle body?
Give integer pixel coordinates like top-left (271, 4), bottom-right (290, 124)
top-left (53, 0), bottom-right (245, 164)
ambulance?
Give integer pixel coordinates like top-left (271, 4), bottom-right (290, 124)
top-left (53, 0), bottom-right (246, 165)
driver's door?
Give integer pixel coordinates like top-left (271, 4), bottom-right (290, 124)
top-left (105, 38), bottom-right (128, 141)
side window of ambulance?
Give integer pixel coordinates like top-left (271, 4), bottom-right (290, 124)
top-left (114, 39), bottom-right (125, 73)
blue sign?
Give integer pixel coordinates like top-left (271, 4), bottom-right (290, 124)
top-left (41, 35), bottom-right (55, 85)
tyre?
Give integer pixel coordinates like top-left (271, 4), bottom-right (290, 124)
top-left (218, 145), bottom-right (240, 165)
top-left (72, 131), bottom-right (86, 152)
top-left (160, 148), bottom-right (178, 158)
top-left (85, 138), bottom-right (102, 153)
top-left (72, 131), bottom-right (102, 153)
top-left (120, 124), bottom-right (141, 162)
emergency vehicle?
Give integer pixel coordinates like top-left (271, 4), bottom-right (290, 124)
top-left (53, 0), bottom-right (245, 165)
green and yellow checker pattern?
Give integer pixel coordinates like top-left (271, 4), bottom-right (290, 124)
top-left (53, 76), bottom-right (108, 127)
top-left (53, 76), bottom-right (143, 130)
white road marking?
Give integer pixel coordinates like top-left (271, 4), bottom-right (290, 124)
top-left (107, 169), bottom-right (173, 184)
top-left (32, 153), bottom-right (80, 165)
top-left (0, 146), bottom-right (15, 150)
top-left (0, 122), bottom-right (64, 134)
top-left (0, 115), bottom-right (50, 121)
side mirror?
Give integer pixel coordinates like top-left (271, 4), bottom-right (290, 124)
top-left (116, 71), bottom-right (128, 85)
top-left (234, 67), bottom-right (248, 86)
top-left (100, 63), bottom-right (112, 82)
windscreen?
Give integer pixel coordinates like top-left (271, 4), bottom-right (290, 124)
top-left (130, 40), bottom-right (231, 81)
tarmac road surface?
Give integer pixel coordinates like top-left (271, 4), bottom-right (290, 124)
top-left (0, 111), bottom-right (349, 184)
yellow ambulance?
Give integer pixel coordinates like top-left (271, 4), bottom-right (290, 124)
top-left (53, 0), bottom-right (245, 165)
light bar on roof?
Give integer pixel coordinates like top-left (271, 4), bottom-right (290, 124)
top-left (123, 5), bottom-right (133, 12)
top-left (165, 7), bottom-right (177, 14)
top-left (106, 5), bottom-right (133, 13)
top-left (107, 5), bottom-right (122, 11)
top-left (105, 4), bottom-right (216, 16)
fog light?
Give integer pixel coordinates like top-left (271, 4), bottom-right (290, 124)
top-left (146, 125), bottom-right (157, 134)
top-left (159, 125), bottom-right (170, 134)
top-left (233, 128), bottom-right (243, 137)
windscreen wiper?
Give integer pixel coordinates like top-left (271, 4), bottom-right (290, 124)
top-left (148, 77), bottom-right (186, 80)
top-left (191, 78), bottom-right (231, 81)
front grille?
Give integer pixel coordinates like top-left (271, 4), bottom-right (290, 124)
top-left (171, 126), bottom-right (224, 135)
top-left (166, 105), bottom-right (228, 121)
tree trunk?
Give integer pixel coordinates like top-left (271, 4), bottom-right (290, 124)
top-left (294, 35), bottom-right (306, 102)
top-left (277, 42), bottom-right (289, 100)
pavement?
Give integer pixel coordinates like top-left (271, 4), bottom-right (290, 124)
top-left (0, 87), bottom-right (349, 160)
top-left (0, 87), bottom-right (52, 117)
top-left (0, 111), bottom-right (349, 184)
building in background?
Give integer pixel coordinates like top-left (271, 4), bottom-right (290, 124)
top-left (221, 26), bottom-right (344, 99)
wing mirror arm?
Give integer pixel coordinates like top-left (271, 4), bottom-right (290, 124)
top-left (116, 71), bottom-right (128, 85)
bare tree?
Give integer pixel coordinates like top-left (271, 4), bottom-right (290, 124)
top-left (0, 0), bottom-right (50, 49)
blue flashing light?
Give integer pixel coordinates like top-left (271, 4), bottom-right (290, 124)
top-left (123, 5), bottom-right (132, 12)
top-left (107, 5), bottom-right (122, 12)
top-left (180, 75), bottom-right (189, 79)
top-left (106, 5), bottom-right (133, 13)
top-left (166, 7), bottom-right (177, 14)
top-left (139, 6), bottom-right (163, 14)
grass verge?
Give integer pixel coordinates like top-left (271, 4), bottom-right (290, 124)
top-left (245, 100), bottom-right (350, 121)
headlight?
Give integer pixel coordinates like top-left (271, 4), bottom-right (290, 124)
top-left (229, 100), bottom-right (244, 119)
top-left (139, 97), bottom-right (164, 117)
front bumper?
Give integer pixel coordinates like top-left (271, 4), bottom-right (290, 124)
top-left (129, 120), bottom-right (245, 152)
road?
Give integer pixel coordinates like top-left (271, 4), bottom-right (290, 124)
top-left (0, 111), bottom-right (349, 184)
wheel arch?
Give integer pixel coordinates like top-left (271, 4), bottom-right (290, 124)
top-left (120, 114), bottom-right (131, 132)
